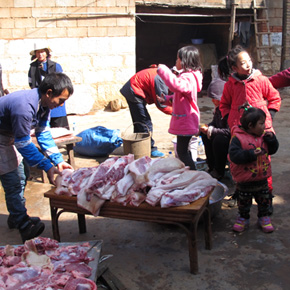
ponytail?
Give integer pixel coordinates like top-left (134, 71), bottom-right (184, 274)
top-left (239, 102), bottom-right (266, 130)
top-left (218, 56), bottom-right (230, 80)
top-left (218, 45), bottom-right (248, 80)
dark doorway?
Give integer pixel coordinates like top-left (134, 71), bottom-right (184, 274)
top-left (135, 5), bottom-right (254, 90)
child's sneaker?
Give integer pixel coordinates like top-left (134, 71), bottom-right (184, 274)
top-left (232, 216), bottom-right (249, 232)
top-left (258, 216), bottom-right (274, 233)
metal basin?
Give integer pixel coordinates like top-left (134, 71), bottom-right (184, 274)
top-left (209, 182), bottom-right (228, 217)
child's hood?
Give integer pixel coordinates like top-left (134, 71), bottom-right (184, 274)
top-left (229, 68), bottom-right (262, 83)
top-left (187, 69), bottom-right (203, 92)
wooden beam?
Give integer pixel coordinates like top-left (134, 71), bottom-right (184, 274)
top-left (228, 0), bottom-right (238, 52)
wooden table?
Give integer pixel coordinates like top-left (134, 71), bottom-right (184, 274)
top-left (32, 135), bottom-right (82, 183)
top-left (44, 189), bottom-right (212, 274)
top-left (53, 135), bottom-right (82, 168)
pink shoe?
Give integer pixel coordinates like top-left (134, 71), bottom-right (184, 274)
top-left (258, 216), bottom-right (274, 233)
top-left (232, 216), bottom-right (249, 232)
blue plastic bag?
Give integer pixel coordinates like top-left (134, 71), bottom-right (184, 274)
top-left (73, 126), bottom-right (123, 157)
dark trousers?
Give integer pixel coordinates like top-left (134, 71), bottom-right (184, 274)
top-left (50, 116), bottom-right (70, 130)
top-left (236, 180), bottom-right (271, 219)
top-left (176, 135), bottom-right (196, 170)
top-left (0, 161), bottom-right (29, 227)
top-left (126, 100), bottom-right (157, 151)
top-left (201, 132), bottom-right (230, 176)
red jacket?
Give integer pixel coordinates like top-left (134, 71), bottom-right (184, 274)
top-left (269, 67), bottom-right (290, 89)
top-left (220, 69), bottom-right (281, 132)
top-left (130, 67), bottom-right (172, 115)
top-left (229, 126), bottom-right (271, 183)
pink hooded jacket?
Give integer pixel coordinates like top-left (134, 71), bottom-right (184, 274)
top-left (220, 69), bottom-right (281, 132)
top-left (157, 65), bottom-right (203, 136)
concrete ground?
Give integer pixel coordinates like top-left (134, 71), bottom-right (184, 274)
top-left (1, 95), bottom-right (290, 290)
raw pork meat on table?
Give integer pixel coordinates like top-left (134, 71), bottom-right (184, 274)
top-left (0, 237), bottom-right (98, 290)
top-left (55, 154), bottom-right (218, 215)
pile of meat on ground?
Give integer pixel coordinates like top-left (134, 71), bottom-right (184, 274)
top-left (0, 237), bottom-right (97, 290)
top-left (55, 154), bottom-right (217, 216)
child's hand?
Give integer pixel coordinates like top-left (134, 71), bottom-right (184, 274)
top-left (200, 126), bottom-right (208, 134)
top-left (264, 131), bottom-right (274, 138)
top-left (157, 93), bottom-right (165, 103)
top-left (199, 124), bottom-right (208, 134)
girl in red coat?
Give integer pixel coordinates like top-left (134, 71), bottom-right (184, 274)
top-left (229, 103), bottom-right (279, 233)
top-left (219, 45), bottom-right (281, 210)
top-left (219, 45), bottom-right (281, 132)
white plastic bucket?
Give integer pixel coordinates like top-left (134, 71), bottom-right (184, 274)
top-left (172, 136), bottom-right (198, 161)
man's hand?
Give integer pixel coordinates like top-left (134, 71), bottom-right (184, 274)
top-left (46, 166), bottom-right (61, 185)
top-left (57, 161), bottom-right (74, 172)
top-left (46, 162), bottom-right (73, 185)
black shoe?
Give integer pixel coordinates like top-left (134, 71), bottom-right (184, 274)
top-left (209, 169), bottom-right (223, 181)
top-left (19, 219), bottom-right (45, 243)
top-left (8, 215), bottom-right (41, 229)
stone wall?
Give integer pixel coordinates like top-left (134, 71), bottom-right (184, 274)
top-left (253, 1), bottom-right (283, 74)
top-left (0, 0), bottom-right (136, 113)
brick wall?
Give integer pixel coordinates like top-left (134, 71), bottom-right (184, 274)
top-left (0, 0), bottom-right (285, 112)
top-left (0, 0), bottom-right (136, 113)
top-left (281, 0), bottom-right (290, 69)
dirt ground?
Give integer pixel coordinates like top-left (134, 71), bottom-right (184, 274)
top-left (1, 94), bottom-right (290, 289)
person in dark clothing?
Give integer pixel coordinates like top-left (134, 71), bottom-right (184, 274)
top-left (0, 62), bottom-right (9, 97)
top-left (28, 44), bottom-right (69, 129)
top-left (200, 65), bottom-right (230, 180)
